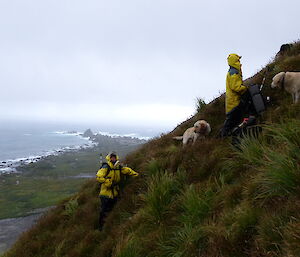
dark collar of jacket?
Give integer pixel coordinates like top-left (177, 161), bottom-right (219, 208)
top-left (228, 66), bottom-right (239, 75)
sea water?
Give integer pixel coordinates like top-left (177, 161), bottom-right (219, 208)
top-left (0, 121), bottom-right (162, 174)
top-left (0, 122), bottom-right (94, 174)
top-left (0, 121), bottom-right (166, 174)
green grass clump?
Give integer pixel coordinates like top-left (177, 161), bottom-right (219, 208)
top-left (63, 198), bottom-right (79, 218)
top-left (179, 185), bottom-right (214, 226)
top-left (225, 119), bottom-right (300, 205)
top-left (146, 158), bottom-right (165, 176)
top-left (159, 224), bottom-right (204, 257)
top-left (223, 204), bottom-right (259, 243)
top-left (114, 234), bottom-right (141, 257)
top-left (195, 97), bottom-right (206, 113)
top-left (253, 123), bottom-right (299, 202)
top-left (284, 218), bottom-right (300, 256)
top-left (251, 151), bottom-right (300, 201)
top-left (140, 170), bottom-right (184, 225)
top-left (257, 214), bottom-right (288, 255)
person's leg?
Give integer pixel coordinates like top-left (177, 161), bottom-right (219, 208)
top-left (99, 197), bottom-right (117, 230)
top-left (220, 106), bottom-right (243, 137)
top-left (99, 197), bottom-right (107, 230)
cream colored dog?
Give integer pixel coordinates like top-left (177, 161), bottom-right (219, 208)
top-left (173, 120), bottom-right (211, 146)
top-left (271, 72), bottom-right (300, 103)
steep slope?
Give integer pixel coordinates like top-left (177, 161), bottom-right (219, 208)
top-left (3, 42), bottom-right (300, 257)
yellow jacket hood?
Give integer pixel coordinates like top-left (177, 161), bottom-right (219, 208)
top-left (227, 54), bottom-right (242, 71)
top-left (105, 153), bottom-right (120, 168)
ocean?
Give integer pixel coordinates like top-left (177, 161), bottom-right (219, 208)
top-left (0, 123), bottom-right (95, 174)
top-left (0, 121), bottom-right (162, 174)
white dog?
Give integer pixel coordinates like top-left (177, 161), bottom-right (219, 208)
top-left (173, 120), bottom-right (211, 146)
top-left (271, 72), bottom-right (300, 103)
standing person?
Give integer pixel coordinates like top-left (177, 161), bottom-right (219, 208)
top-left (96, 151), bottom-right (138, 231)
top-left (220, 54), bottom-right (248, 137)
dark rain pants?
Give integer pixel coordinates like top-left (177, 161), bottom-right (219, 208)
top-left (220, 90), bottom-right (251, 137)
top-left (220, 105), bottom-right (244, 137)
top-left (99, 196), bottom-right (117, 230)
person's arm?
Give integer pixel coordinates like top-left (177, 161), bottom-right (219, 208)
top-left (121, 166), bottom-right (139, 177)
top-left (96, 168), bottom-right (112, 187)
top-left (230, 74), bottom-right (247, 94)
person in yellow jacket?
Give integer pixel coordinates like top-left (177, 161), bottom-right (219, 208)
top-left (96, 151), bottom-right (138, 230)
top-left (220, 54), bottom-right (248, 137)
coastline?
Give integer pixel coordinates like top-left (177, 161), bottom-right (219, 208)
top-left (0, 132), bottom-right (97, 175)
top-left (0, 129), bottom-right (149, 176)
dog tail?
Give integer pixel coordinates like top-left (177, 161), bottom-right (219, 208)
top-left (173, 136), bottom-right (183, 140)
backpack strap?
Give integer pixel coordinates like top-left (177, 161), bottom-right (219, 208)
top-left (108, 164), bottom-right (122, 171)
top-left (100, 162), bottom-right (111, 180)
top-left (100, 163), bottom-right (123, 185)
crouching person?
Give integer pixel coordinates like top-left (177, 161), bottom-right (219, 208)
top-left (96, 151), bottom-right (138, 231)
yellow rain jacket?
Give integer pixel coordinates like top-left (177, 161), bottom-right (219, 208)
top-left (226, 54), bottom-right (247, 113)
top-left (96, 154), bottom-right (138, 199)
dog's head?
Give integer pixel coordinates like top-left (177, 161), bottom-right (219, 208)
top-left (194, 120), bottom-right (209, 134)
top-left (271, 72), bottom-right (285, 89)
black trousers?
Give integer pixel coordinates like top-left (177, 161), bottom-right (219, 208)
top-left (220, 105), bottom-right (244, 137)
top-left (99, 196), bottom-right (117, 230)
top-left (220, 91), bottom-right (252, 138)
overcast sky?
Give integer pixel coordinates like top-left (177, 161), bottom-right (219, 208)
top-left (0, 0), bottom-right (299, 133)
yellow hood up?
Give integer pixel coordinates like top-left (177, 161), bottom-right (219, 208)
top-left (227, 53), bottom-right (242, 72)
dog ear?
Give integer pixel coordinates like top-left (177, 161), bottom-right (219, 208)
top-left (279, 72), bottom-right (285, 83)
top-left (272, 72), bottom-right (283, 87)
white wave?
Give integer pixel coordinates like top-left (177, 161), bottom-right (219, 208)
top-left (52, 131), bottom-right (65, 134)
top-left (0, 140), bottom-right (97, 176)
top-left (0, 167), bottom-right (17, 174)
top-left (97, 131), bottom-right (150, 140)
top-left (51, 131), bottom-right (82, 137)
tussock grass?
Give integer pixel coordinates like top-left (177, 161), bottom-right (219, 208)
top-left (284, 217), bottom-right (300, 256)
top-left (113, 234), bottom-right (141, 257)
top-left (195, 97), bottom-right (206, 113)
top-left (63, 197), bottom-right (79, 217)
top-left (179, 185), bottom-right (214, 226)
top-left (140, 170), bottom-right (185, 225)
top-left (223, 203), bottom-right (259, 244)
top-left (146, 158), bottom-right (165, 176)
top-left (233, 120), bottom-right (300, 203)
top-left (257, 213), bottom-right (288, 255)
top-left (159, 224), bottom-right (204, 257)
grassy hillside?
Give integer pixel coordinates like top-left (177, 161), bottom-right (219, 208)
top-left (3, 42), bottom-right (300, 257)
